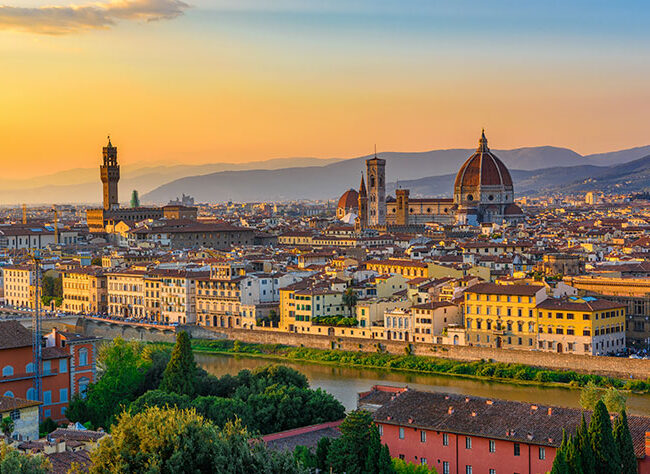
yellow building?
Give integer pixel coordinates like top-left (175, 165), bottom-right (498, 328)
top-left (196, 275), bottom-right (243, 328)
top-left (412, 301), bottom-right (461, 344)
top-left (61, 267), bottom-right (107, 314)
top-left (365, 259), bottom-right (431, 278)
top-left (464, 283), bottom-right (547, 349)
top-left (536, 297), bottom-right (626, 355)
top-left (3, 265), bottom-right (35, 309)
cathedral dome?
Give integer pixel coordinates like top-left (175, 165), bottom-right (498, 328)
top-left (337, 189), bottom-right (359, 210)
top-left (454, 131), bottom-right (513, 190)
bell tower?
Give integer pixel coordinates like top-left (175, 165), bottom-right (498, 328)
top-left (366, 148), bottom-right (386, 226)
top-left (100, 136), bottom-right (120, 210)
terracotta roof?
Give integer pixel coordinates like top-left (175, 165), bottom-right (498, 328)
top-left (42, 346), bottom-right (70, 360)
top-left (536, 298), bottom-right (624, 312)
top-left (0, 320), bottom-right (33, 350)
top-left (49, 428), bottom-right (106, 443)
top-left (263, 420), bottom-right (343, 452)
top-left (412, 301), bottom-right (456, 310)
top-left (0, 396), bottom-right (41, 413)
top-left (373, 389), bottom-right (650, 458)
top-left (46, 450), bottom-right (92, 474)
top-left (454, 132), bottom-right (513, 189)
top-left (337, 189), bottom-right (359, 211)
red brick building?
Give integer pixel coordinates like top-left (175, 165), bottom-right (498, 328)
top-left (0, 321), bottom-right (98, 422)
top-left (360, 386), bottom-right (650, 474)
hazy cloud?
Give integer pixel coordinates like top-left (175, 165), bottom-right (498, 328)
top-left (0, 0), bottom-right (190, 35)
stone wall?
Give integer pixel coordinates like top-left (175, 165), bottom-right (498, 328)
top-left (77, 319), bottom-right (650, 380)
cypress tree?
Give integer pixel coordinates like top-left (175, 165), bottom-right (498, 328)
top-left (588, 400), bottom-right (621, 474)
top-left (577, 414), bottom-right (596, 474)
top-left (613, 410), bottom-right (637, 474)
top-left (551, 444), bottom-right (570, 474)
top-left (160, 331), bottom-right (197, 396)
top-left (565, 434), bottom-right (584, 474)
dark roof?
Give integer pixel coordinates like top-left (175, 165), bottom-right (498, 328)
top-left (42, 346), bottom-right (71, 360)
top-left (0, 396), bottom-right (41, 412)
top-left (412, 301), bottom-right (456, 311)
top-left (536, 298), bottom-right (624, 312)
top-left (46, 449), bottom-right (92, 474)
top-left (0, 320), bottom-right (33, 350)
top-left (263, 421), bottom-right (343, 452)
top-left (49, 428), bottom-right (106, 443)
top-left (58, 331), bottom-right (101, 344)
top-left (373, 389), bottom-right (650, 458)
top-left (466, 282), bottom-right (543, 296)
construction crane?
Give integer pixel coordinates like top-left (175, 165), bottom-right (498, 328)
top-left (31, 250), bottom-right (43, 406)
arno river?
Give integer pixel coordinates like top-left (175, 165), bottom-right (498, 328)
top-left (196, 353), bottom-right (650, 416)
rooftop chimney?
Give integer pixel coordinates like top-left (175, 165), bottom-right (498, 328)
top-left (547, 407), bottom-right (553, 416)
top-left (448, 406), bottom-right (454, 415)
top-left (486, 400), bottom-right (493, 405)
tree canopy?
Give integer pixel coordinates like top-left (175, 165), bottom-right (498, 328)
top-left (160, 331), bottom-right (197, 397)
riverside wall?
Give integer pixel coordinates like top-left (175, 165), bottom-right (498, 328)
top-left (79, 319), bottom-right (650, 380)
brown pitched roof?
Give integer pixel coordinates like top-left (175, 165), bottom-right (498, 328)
top-left (46, 449), bottom-right (92, 474)
top-left (373, 389), bottom-right (650, 458)
top-left (0, 320), bottom-right (33, 350)
top-left (0, 396), bottom-right (41, 413)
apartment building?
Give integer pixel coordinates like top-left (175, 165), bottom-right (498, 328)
top-left (464, 283), bottom-right (547, 349)
top-left (536, 297), bottom-right (626, 355)
top-left (61, 267), bottom-right (107, 314)
top-left (106, 269), bottom-right (147, 318)
top-left (4, 265), bottom-right (35, 309)
top-left (411, 301), bottom-right (461, 344)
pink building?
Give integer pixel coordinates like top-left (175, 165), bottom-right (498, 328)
top-left (359, 386), bottom-right (650, 474)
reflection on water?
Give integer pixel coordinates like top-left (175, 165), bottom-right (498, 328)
top-left (196, 353), bottom-right (650, 416)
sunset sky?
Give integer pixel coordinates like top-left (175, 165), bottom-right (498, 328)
top-left (1, 0), bottom-right (649, 179)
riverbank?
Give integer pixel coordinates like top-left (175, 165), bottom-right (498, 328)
top-left (186, 339), bottom-right (650, 394)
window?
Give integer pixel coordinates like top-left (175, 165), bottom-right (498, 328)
top-left (489, 440), bottom-right (495, 452)
top-left (78, 377), bottom-right (90, 398)
top-left (10, 409), bottom-right (20, 421)
top-left (43, 361), bottom-right (51, 375)
top-left (539, 447), bottom-right (546, 460)
top-left (420, 430), bottom-right (426, 443)
top-left (26, 388), bottom-right (37, 401)
top-left (26, 363), bottom-right (35, 374)
top-left (78, 348), bottom-right (89, 367)
top-left (490, 470), bottom-right (496, 474)
top-left (465, 436), bottom-right (472, 449)
top-left (378, 424), bottom-right (383, 436)
top-left (442, 433), bottom-right (449, 446)
top-left (443, 462), bottom-right (450, 474)
top-left (514, 443), bottom-right (520, 456)
top-left (399, 427), bottom-right (405, 439)
top-left (3, 391), bottom-right (14, 397)
top-left (466, 466), bottom-right (472, 474)
top-left (60, 388), bottom-right (68, 403)
top-left (420, 458), bottom-right (427, 465)
top-left (2, 365), bottom-right (14, 377)
top-left (43, 390), bottom-right (52, 405)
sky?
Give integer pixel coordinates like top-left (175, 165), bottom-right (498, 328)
top-left (1, 0), bottom-right (649, 179)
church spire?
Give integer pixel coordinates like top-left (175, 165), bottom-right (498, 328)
top-left (477, 129), bottom-right (489, 152)
top-left (359, 172), bottom-right (367, 197)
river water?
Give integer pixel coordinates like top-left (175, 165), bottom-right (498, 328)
top-left (196, 353), bottom-right (650, 416)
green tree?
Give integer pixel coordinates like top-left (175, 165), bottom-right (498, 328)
top-left (1, 416), bottom-right (14, 438)
top-left (90, 407), bottom-right (306, 474)
top-left (589, 400), bottom-right (621, 474)
top-left (315, 437), bottom-right (331, 472)
top-left (130, 190), bottom-right (140, 208)
top-left (327, 410), bottom-right (394, 474)
top-left (613, 410), bottom-right (637, 474)
top-left (392, 458), bottom-right (437, 473)
top-left (602, 387), bottom-right (627, 414)
top-left (576, 414), bottom-right (596, 474)
top-left (0, 443), bottom-right (50, 474)
top-left (38, 417), bottom-right (58, 438)
top-left (579, 381), bottom-right (601, 411)
top-left (160, 331), bottom-right (197, 397)
top-left (342, 288), bottom-right (358, 317)
top-left (66, 338), bottom-right (152, 429)
top-left (129, 389), bottom-right (191, 415)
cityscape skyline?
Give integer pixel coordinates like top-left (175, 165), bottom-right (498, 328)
top-left (1, 0), bottom-right (650, 178)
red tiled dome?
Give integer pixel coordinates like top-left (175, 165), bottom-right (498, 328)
top-left (505, 203), bottom-right (524, 215)
top-left (337, 189), bottom-right (359, 211)
top-left (454, 132), bottom-right (513, 189)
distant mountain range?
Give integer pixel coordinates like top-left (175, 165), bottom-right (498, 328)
top-left (142, 145), bottom-right (650, 203)
top-left (4, 144), bottom-right (650, 205)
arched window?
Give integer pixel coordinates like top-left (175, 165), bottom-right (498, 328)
top-left (3, 391), bottom-right (14, 397)
top-left (26, 388), bottom-right (37, 401)
top-left (2, 366), bottom-right (14, 377)
top-left (78, 348), bottom-right (89, 367)
top-left (25, 363), bottom-right (35, 374)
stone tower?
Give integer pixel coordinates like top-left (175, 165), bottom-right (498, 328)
top-left (100, 136), bottom-right (120, 210)
top-left (358, 173), bottom-right (368, 228)
top-left (366, 152), bottom-right (386, 226)
top-left (395, 188), bottom-right (410, 226)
